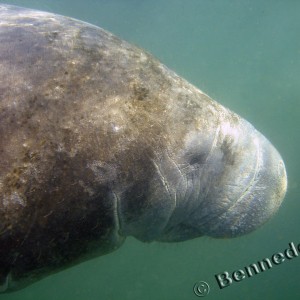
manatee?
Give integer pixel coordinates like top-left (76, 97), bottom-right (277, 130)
top-left (0, 4), bottom-right (287, 292)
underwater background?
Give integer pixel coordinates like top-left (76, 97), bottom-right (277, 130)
top-left (0, 1), bottom-right (299, 299)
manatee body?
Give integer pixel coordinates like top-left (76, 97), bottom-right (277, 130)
top-left (0, 4), bottom-right (287, 292)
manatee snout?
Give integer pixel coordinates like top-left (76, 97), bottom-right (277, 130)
top-left (197, 130), bottom-right (287, 238)
top-left (158, 119), bottom-right (287, 241)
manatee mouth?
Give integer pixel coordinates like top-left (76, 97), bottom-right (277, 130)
top-left (201, 134), bottom-right (287, 238)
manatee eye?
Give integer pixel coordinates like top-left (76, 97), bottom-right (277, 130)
top-left (189, 153), bottom-right (207, 165)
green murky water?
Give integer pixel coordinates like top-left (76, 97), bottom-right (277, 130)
top-left (1, 1), bottom-right (299, 299)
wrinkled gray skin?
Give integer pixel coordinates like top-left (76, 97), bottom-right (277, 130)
top-left (0, 4), bottom-right (287, 292)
